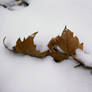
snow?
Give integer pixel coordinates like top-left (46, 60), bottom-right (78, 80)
top-left (75, 49), bottom-right (92, 67)
top-left (0, 0), bottom-right (92, 92)
top-left (0, 0), bottom-right (13, 4)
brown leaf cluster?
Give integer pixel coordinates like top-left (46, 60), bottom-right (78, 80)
top-left (4, 26), bottom-right (89, 68)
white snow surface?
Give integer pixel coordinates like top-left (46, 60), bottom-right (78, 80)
top-left (0, 0), bottom-right (92, 92)
top-left (0, 0), bottom-right (13, 4)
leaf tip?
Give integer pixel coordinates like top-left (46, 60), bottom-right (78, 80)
top-left (31, 32), bottom-right (38, 38)
top-left (64, 25), bottom-right (67, 30)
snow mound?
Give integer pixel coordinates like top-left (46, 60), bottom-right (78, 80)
top-left (76, 49), bottom-right (92, 67)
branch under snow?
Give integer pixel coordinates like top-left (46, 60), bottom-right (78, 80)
top-left (74, 49), bottom-right (92, 69)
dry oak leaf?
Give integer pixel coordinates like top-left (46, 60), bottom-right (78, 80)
top-left (48, 26), bottom-right (83, 62)
top-left (3, 32), bottom-right (49, 58)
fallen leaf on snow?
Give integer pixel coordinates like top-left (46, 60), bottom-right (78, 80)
top-left (48, 26), bottom-right (83, 62)
top-left (3, 32), bottom-right (49, 58)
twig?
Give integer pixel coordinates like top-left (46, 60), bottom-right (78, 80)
top-left (74, 64), bottom-right (82, 68)
top-left (73, 56), bottom-right (92, 69)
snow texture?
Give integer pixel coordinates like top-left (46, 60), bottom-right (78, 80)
top-left (76, 49), bottom-right (92, 67)
top-left (0, 0), bottom-right (92, 92)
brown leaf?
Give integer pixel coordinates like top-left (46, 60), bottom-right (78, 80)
top-left (48, 26), bottom-right (83, 62)
top-left (49, 51), bottom-right (68, 62)
top-left (4, 32), bottom-right (49, 58)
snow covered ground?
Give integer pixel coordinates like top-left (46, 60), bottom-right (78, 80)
top-left (0, 0), bottom-right (92, 92)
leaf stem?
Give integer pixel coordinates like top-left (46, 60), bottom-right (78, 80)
top-left (3, 37), bottom-right (14, 52)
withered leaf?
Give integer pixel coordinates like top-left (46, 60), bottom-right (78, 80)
top-left (3, 32), bottom-right (49, 58)
top-left (3, 26), bottom-right (92, 69)
top-left (49, 51), bottom-right (68, 62)
top-left (48, 26), bottom-right (83, 62)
